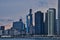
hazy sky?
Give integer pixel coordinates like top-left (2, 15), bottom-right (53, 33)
top-left (0, 0), bottom-right (58, 29)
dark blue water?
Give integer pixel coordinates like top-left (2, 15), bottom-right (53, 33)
top-left (0, 37), bottom-right (60, 40)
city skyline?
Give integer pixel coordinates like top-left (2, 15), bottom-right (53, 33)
top-left (0, 8), bottom-right (57, 37)
top-left (0, 0), bottom-right (58, 29)
top-left (0, 0), bottom-right (59, 37)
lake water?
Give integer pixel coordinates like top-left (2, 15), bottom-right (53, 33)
top-left (0, 37), bottom-right (60, 40)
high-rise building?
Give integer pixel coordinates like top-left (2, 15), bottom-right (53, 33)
top-left (56, 19), bottom-right (59, 35)
top-left (13, 19), bottom-right (25, 34)
top-left (35, 11), bottom-right (44, 35)
top-left (48, 8), bottom-right (56, 36)
top-left (26, 9), bottom-right (33, 34)
top-left (58, 0), bottom-right (60, 35)
top-left (44, 11), bottom-right (48, 35)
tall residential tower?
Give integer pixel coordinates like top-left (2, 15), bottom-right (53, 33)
top-left (48, 8), bottom-right (56, 36)
top-left (58, 0), bottom-right (60, 35)
top-left (35, 11), bottom-right (44, 35)
top-left (26, 9), bottom-right (33, 34)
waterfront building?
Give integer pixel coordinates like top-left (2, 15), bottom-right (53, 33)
top-left (35, 11), bottom-right (44, 35)
top-left (58, 0), bottom-right (60, 35)
top-left (48, 8), bottom-right (56, 36)
top-left (0, 26), bottom-right (5, 35)
top-left (44, 12), bottom-right (48, 35)
top-left (56, 19), bottom-right (59, 35)
top-left (26, 9), bottom-right (33, 34)
top-left (32, 26), bottom-right (35, 35)
top-left (4, 30), bottom-right (9, 35)
top-left (13, 19), bottom-right (25, 34)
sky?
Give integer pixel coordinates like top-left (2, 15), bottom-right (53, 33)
top-left (0, 0), bottom-right (58, 30)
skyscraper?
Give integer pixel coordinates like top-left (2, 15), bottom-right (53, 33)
top-left (44, 11), bottom-right (48, 35)
top-left (58, 0), bottom-right (60, 35)
top-left (48, 8), bottom-right (56, 36)
top-left (35, 11), bottom-right (44, 35)
top-left (26, 9), bottom-right (33, 34)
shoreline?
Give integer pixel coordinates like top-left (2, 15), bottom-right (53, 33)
top-left (0, 35), bottom-right (60, 38)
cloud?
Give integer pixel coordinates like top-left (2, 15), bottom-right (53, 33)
top-left (0, 0), bottom-right (57, 25)
top-left (0, 0), bottom-right (57, 30)
top-left (0, 19), bottom-right (13, 22)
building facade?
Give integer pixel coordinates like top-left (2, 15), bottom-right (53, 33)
top-left (58, 0), bottom-right (60, 35)
top-left (35, 11), bottom-right (44, 35)
top-left (0, 26), bottom-right (5, 35)
top-left (26, 9), bottom-right (33, 34)
top-left (13, 19), bottom-right (25, 34)
top-left (48, 8), bottom-right (56, 36)
top-left (44, 12), bottom-right (48, 35)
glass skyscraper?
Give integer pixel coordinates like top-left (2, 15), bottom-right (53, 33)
top-left (44, 11), bottom-right (48, 35)
top-left (26, 9), bottom-right (33, 34)
top-left (48, 8), bottom-right (56, 36)
top-left (35, 11), bottom-right (44, 35)
top-left (58, 0), bottom-right (60, 35)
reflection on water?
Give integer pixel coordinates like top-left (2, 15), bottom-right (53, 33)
top-left (0, 37), bottom-right (60, 40)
